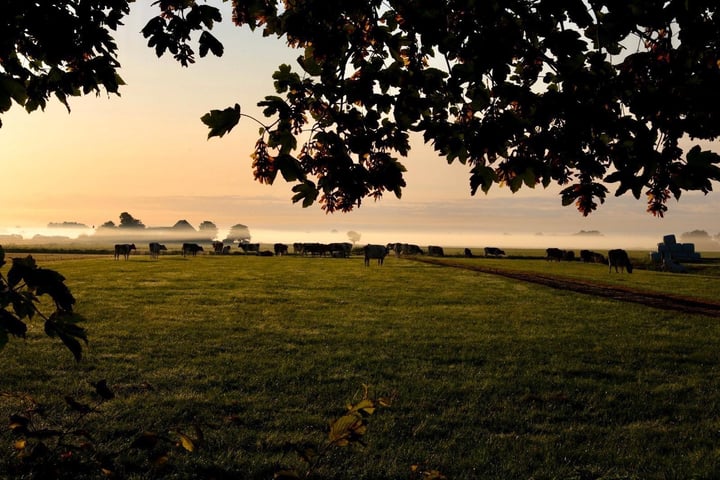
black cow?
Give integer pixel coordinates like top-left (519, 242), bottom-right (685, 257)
top-left (329, 242), bottom-right (352, 258)
top-left (546, 248), bottom-right (564, 261)
top-left (274, 243), bottom-right (289, 256)
top-left (114, 243), bottom-right (136, 260)
top-left (464, 248), bottom-right (474, 258)
top-left (148, 242), bottom-right (167, 259)
top-left (428, 245), bottom-right (445, 257)
top-left (364, 244), bottom-right (388, 266)
top-left (182, 243), bottom-right (204, 257)
top-left (608, 249), bottom-right (633, 273)
top-left (389, 243), bottom-right (422, 257)
top-left (239, 242), bottom-right (260, 254)
top-left (302, 243), bottom-right (329, 256)
top-left (212, 241), bottom-right (225, 254)
top-left (580, 249), bottom-right (605, 264)
top-left (484, 247), bottom-right (505, 257)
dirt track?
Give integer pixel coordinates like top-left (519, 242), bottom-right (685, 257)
top-left (411, 257), bottom-right (720, 318)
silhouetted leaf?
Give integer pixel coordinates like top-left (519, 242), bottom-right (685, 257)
top-left (91, 379), bottom-right (115, 400)
top-left (0, 310), bottom-right (27, 338)
top-left (201, 103), bottom-right (241, 139)
top-left (291, 181), bottom-right (318, 208)
top-left (198, 31), bottom-right (224, 58)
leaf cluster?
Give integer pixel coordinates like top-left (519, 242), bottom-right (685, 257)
top-left (0, 0), bottom-right (132, 125)
top-left (5, 380), bottom-right (201, 478)
top-left (174, 1), bottom-right (720, 215)
top-left (0, 246), bottom-right (87, 361)
top-left (275, 384), bottom-right (394, 479)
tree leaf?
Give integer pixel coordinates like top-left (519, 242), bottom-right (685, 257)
top-left (176, 431), bottom-right (195, 452)
top-left (201, 104), bottom-right (241, 139)
top-left (291, 181), bottom-right (318, 208)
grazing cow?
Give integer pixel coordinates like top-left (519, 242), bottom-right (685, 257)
top-left (239, 242), bottom-right (260, 254)
top-left (608, 249), bottom-right (633, 273)
top-left (329, 242), bottom-right (352, 258)
top-left (292, 242), bottom-right (304, 255)
top-left (404, 244), bottom-right (424, 255)
top-left (580, 249), bottom-right (605, 264)
top-left (484, 247), bottom-right (506, 257)
top-left (114, 243), bottom-right (136, 260)
top-left (274, 243), bottom-right (289, 256)
top-left (212, 241), bottom-right (224, 254)
top-left (148, 242), bottom-right (167, 259)
top-left (364, 244), bottom-right (389, 266)
top-left (546, 248), bottom-right (565, 261)
top-left (464, 248), bottom-right (474, 258)
top-left (222, 245), bottom-right (231, 255)
top-left (182, 243), bottom-right (204, 257)
top-left (302, 242), bottom-right (329, 256)
top-left (389, 243), bottom-right (423, 256)
top-left (428, 245), bottom-right (445, 257)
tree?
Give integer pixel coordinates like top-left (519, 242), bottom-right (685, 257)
top-left (172, 219), bottom-right (196, 231)
top-left (199, 220), bottom-right (219, 239)
top-left (224, 224), bottom-right (251, 243)
top-left (347, 231), bottom-right (362, 244)
top-left (118, 212), bottom-right (145, 229)
top-left (3, 2), bottom-right (720, 216)
top-left (0, 0), bottom-right (130, 128)
top-left (152, 1), bottom-right (720, 216)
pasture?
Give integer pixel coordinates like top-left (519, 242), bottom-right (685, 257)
top-left (2, 251), bottom-right (720, 479)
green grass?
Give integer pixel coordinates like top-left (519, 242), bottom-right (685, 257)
top-left (2, 253), bottom-right (720, 479)
top-left (427, 253), bottom-right (720, 304)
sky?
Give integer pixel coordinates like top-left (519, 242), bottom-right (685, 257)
top-left (1, 3), bottom-right (719, 250)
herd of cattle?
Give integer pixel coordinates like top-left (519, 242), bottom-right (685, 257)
top-left (112, 242), bottom-right (634, 273)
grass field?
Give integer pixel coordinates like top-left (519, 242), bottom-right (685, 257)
top-left (1, 251), bottom-right (720, 479)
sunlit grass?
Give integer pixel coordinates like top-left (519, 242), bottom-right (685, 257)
top-left (1, 254), bottom-right (719, 478)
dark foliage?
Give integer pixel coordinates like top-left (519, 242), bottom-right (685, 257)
top-left (3, 1), bottom-right (720, 215)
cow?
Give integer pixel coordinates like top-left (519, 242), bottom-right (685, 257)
top-left (114, 243), bottom-right (136, 260)
top-left (580, 249), bottom-right (605, 264)
top-left (464, 248), bottom-right (474, 258)
top-left (293, 242), bottom-right (304, 255)
top-left (212, 241), bottom-right (224, 254)
top-left (222, 245), bottom-right (231, 255)
top-left (148, 242), bottom-right (167, 259)
top-left (239, 242), bottom-right (260, 254)
top-left (608, 249), bottom-right (633, 273)
top-left (302, 242), bottom-right (329, 256)
top-left (546, 248), bottom-right (565, 261)
top-left (388, 243), bottom-right (425, 257)
top-left (364, 244), bottom-right (389, 266)
top-left (329, 242), bottom-right (352, 258)
top-left (428, 245), bottom-right (445, 257)
top-left (274, 243), bottom-right (289, 256)
top-left (484, 247), bottom-right (505, 257)
top-left (182, 243), bottom-right (204, 257)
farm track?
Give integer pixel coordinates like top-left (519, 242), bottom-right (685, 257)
top-left (410, 257), bottom-right (720, 318)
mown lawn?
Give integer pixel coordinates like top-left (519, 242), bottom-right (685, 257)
top-left (1, 253), bottom-right (720, 479)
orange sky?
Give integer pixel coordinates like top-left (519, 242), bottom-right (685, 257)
top-left (1, 3), bottom-right (719, 249)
